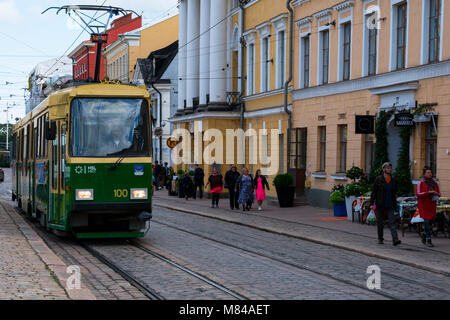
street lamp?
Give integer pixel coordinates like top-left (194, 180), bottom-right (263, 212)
top-left (3, 102), bottom-right (15, 151)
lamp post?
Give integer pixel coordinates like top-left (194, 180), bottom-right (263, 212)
top-left (3, 102), bottom-right (14, 150)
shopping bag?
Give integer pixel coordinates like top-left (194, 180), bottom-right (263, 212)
top-left (410, 209), bottom-right (424, 224)
top-left (366, 209), bottom-right (377, 225)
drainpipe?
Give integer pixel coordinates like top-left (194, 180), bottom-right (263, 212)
top-left (239, 0), bottom-right (246, 171)
top-left (285, 0), bottom-right (294, 173)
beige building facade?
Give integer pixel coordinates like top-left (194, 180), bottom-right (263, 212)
top-left (291, 0), bottom-right (450, 207)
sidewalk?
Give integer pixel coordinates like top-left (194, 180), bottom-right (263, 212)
top-left (0, 200), bottom-right (96, 300)
top-left (152, 189), bottom-right (450, 276)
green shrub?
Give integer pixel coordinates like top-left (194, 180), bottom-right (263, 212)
top-left (346, 166), bottom-right (364, 182)
top-left (177, 169), bottom-right (184, 175)
top-left (272, 173), bottom-right (294, 188)
top-left (329, 191), bottom-right (345, 205)
top-left (342, 183), bottom-right (365, 197)
top-left (189, 170), bottom-right (195, 176)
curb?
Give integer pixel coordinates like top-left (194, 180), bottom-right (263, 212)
top-left (153, 201), bottom-right (450, 277)
top-left (1, 201), bottom-right (97, 300)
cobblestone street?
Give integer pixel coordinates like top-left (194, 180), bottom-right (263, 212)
top-left (1, 168), bottom-right (449, 300)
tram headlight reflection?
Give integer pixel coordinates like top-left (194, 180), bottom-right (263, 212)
top-left (76, 189), bottom-right (94, 200)
top-left (130, 188), bottom-right (148, 200)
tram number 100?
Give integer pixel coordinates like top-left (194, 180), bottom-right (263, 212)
top-left (113, 189), bottom-right (129, 198)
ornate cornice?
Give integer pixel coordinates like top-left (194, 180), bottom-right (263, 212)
top-left (255, 21), bottom-right (271, 38)
top-left (271, 13), bottom-right (288, 31)
top-left (292, 0), bottom-right (310, 7)
top-left (295, 16), bottom-right (312, 27)
top-left (313, 9), bottom-right (332, 19)
top-left (243, 29), bottom-right (257, 43)
top-left (333, 0), bottom-right (355, 12)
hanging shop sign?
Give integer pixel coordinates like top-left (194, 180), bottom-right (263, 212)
top-left (394, 113), bottom-right (414, 127)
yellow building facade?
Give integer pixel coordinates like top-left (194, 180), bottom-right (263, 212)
top-left (170, 0), bottom-right (294, 200)
top-left (291, 0), bottom-right (450, 207)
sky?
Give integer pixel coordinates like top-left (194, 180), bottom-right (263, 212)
top-left (0, 0), bottom-right (178, 124)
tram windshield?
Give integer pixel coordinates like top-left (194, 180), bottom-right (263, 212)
top-left (70, 98), bottom-right (150, 157)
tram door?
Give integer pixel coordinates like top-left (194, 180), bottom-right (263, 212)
top-left (49, 121), bottom-right (66, 227)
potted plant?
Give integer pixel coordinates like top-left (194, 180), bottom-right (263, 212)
top-left (272, 173), bottom-right (295, 207)
top-left (342, 183), bottom-right (365, 221)
top-left (329, 190), bottom-right (346, 217)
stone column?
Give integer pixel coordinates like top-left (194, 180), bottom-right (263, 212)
top-left (198, 0), bottom-right (210, 110)
top-left (177, 0), bottom-right (188, 115)
top-left (185, 0), bottom-right (200, 113)
top-left (208, 0), bottom-right (227, 110)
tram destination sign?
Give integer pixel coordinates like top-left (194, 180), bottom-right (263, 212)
top-left (394, 113), bottom-right (414, 127)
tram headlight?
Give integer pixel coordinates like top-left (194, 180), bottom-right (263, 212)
top-left (130, 188), bottom-right (148, 200)
top-left (76, 189), bottom-right (94, 200)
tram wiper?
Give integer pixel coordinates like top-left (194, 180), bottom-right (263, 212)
top-left (108, 148), bottom-right (130, 171)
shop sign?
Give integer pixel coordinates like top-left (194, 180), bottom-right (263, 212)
top-left (394, 113), bottom-right (414, 127)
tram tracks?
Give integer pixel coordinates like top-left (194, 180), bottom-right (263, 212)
top-left (81, 240), bottom-right (248, 300)
top-left (150, 218), bottom-right (450, 300)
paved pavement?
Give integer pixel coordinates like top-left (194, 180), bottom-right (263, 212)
top-left (152, 189), bottom-right (450, 276)
top-left (0, 200), bottom-right (96, 300)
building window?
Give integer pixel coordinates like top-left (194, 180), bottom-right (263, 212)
top-left (368, 26), bottom-right (377, 76)
top-left (290, 128), bottom-right (307, 169)
top-left (342, 22), bottom-right (351, 81)
top-left (301, 35), bottom-right (310, 88)
top-left (319, 29), bottom-right (329, 85)
top-left (261, 37), bottom-right (269, 92)
top-left (364, 134), bottom-right (374, 173)
top-left (428, 0), bottom-right (441, 63)
top-left (425, 122), bottom-right (437, 176)
top-left (319, 126), bottom-right (326, 172)
top-left (396, 2), bottom-right (407, 70)
top-left (276, 30), bottom-right (286, 88)
top-left (247, 43), bottom-right (255, 95)
top-left (338, 125), bottom-right (347, 172)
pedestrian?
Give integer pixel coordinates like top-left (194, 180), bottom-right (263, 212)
top-left (370, 162), bottom-right (401, 246)
top-left (225, 165), bottom-right (240, 210)
top-left (181, 171), bottom-right (195, 200)
top-left (205, 167), bottom-right (223, 208)
top-left (193, 164), bottom-right (205, 199)
top-left (236, 167), bottom-right (254, 212)
top-left (163, 162), bottom-right (170, 188)
top-left (153, 161), bottom-right (162, 190)
top-left (416, 166), bottom-right (440, 247)
top-left (254, 169), bottom-right (270, 211)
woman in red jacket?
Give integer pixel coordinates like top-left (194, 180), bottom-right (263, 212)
top-left (416, 166), bottom-right (440, 247)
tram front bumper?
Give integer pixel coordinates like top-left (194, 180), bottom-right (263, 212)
top-left (71, 201), bottom-right (151, 213)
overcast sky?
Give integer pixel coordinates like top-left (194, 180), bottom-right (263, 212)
top-left (0, 0), bottom-right (178, 123)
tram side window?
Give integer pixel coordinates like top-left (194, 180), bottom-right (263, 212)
top-left (44, 114), bottom-right (48, 158)
top-left (37, 118), bottom-right (41, 159)
top-left (12, 133), bottom-right (16, 160)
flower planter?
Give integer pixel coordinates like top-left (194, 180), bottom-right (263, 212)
top-left (275, 186), bottom-right (295, 207)
top-left (333, 202), bottom-right (347, 217)
top-left (345, 196), bottom-right (356, 221)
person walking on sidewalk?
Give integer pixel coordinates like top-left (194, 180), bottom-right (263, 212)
top-left (254, 169), bottom-right (269, 211)
top-left (181, 171), bottom-right (195, 200)
top-left (205, 167), bottom-right (223, 208)
top-left (370, 162), bottom-right (401, 246)
top-left (225, 165), bottom-right (240, 210)
top-left (236, 167), bottom-right (254, 212)
top-left (416, 166), bottom-right (441, 247)
top-left (193, 164), bottom-right (205, 199)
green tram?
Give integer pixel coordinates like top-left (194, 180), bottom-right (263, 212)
top-left (11, 83), bottom-right (153, 238)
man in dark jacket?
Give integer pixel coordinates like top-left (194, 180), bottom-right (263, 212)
top-left (193, 164), bottom-right (205, 199)
top-left (225, 165), bottom-right (241, 210)
top-left (370, 162), bottom-right (401, 246)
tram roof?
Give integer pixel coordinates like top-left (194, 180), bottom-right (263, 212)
top-left (14, 83), bottom-right (149, 131)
